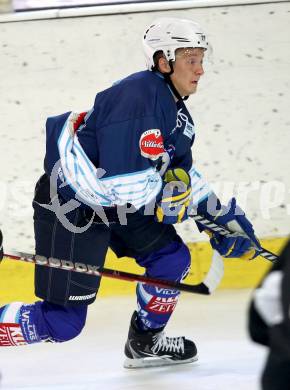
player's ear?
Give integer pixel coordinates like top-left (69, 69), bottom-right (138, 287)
top-left (157, 56), bottom-right (171, 74)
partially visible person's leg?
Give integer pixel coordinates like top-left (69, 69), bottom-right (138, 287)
top-left (0, 301), bottom-right (87, 346)
top-left (135, 239), bottom-right (190, 330)
top-left (0, 174), bottom-right (110, 347)
top-left (262, 242), bottom-right (290, 390)
top-left (110, 211), bottom-right (197, 368)
top-left (249, 240), bottom-right (290, 390)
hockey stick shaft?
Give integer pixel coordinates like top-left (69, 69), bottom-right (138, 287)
top-left (2, 218), bottom-right (277, 296)
top-left (191, 215), bottom-right (278, 262)
top-left (4, 251), bottom-right (214, 295)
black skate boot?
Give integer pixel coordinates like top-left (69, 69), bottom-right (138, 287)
top-left (124, 311), bottom-right (198, 368)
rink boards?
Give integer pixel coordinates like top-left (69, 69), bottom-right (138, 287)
top-left (0, 236), bottom-right (287, 304)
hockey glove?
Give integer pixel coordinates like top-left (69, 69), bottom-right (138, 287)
top-left (0, 229), bottom-right (3, 262)
top-left (205, 198), bottom-right (261, 260)
top-left (155, 168), bottom-right (191, 224)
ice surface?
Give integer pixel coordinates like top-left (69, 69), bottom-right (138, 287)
top-left (0, 290), bottom-right (266, 390)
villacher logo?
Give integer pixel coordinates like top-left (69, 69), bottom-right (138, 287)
top-left (139, 129), bottom-right (165, 160)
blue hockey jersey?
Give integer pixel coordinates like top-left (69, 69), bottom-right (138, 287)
top-left (44, 71), bottom-right (211, 209)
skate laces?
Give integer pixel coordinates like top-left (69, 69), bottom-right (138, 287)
top-left (151, 332), bottom-right (185, 355)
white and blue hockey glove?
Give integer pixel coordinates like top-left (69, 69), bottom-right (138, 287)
top-left (155, 168), bottom-right (191, 224)
top-left (0, 229), bottom-right (3, 262)
top-left (204, 198), bottom-right (261, 260)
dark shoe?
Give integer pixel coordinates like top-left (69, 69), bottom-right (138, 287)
top-left (124, 311), bottom-right (198, 368)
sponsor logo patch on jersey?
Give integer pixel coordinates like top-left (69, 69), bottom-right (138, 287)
top-left (139, 129), bottom-right (165, 160)
top-left (183, 122), bottom-right (195, 139)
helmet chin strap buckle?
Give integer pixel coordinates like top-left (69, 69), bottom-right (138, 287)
top-left (162, 61), bottom-right (189, 102)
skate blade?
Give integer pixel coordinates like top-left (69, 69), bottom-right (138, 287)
top-left (124, 355), bottom-right (198, 369)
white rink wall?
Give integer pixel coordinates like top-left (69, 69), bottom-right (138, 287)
top-left (0, 2), bottom-right (290, 252)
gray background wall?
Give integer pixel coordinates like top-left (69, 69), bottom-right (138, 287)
top-left (0, 2), bottom-right (289, 252)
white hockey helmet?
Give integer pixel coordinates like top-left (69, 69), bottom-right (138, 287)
top-left (143, 17), bottom-right (209, 70)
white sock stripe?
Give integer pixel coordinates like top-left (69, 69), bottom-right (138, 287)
top-left (137, 283), bottom-right (153, 302)
top-left (1, 302), bottom-right (23, 323)
top-left (0, 305), bottom-right (9, 322)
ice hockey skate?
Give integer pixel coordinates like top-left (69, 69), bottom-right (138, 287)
top-left (124, 311), bottom-right (198, 368)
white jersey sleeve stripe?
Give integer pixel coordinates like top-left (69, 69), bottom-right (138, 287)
top-left (61, 128), bottom-right (112, 205)
top-left (56, 112), bottom-right (162, 208)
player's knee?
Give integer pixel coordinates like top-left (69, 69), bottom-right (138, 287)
top-left (138, 240), bottom-right (191, 282)
top-left (168, 241), bottom-right (191, 281)
top-left (53, 316), bottom-right (85, 342)
top-left (40, 301), bottom-right (88, 342)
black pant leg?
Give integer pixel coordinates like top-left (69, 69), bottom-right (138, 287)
top-left (110, 210), bottom-right (179, 258)
top-left (33, 174), bottom-right (110, 306)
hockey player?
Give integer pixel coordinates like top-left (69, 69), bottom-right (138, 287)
top-left (249, 239), bottom-right (290, 390)
top-left (0, 18), bottom-right (261, 368)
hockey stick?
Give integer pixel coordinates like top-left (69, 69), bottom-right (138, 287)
top-left (191, 214), bottom-right (278, 262)
top-left (2, 216), bottom-right (277, 295)
top-left (3, 249), bottom-right (224, 296)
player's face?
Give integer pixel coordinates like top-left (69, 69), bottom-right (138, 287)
top-left (171, 48), bottom-right (205, 97)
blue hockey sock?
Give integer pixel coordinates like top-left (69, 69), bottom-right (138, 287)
top-left (136, 283), bottom-right (180, 330)
top-left (135, 241), bottom-right (191, 330)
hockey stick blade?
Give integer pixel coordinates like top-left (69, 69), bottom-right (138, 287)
top-left (192, 215), bottom-right (278, 262)
top-left (3, 250), bottom-right (224, 295)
